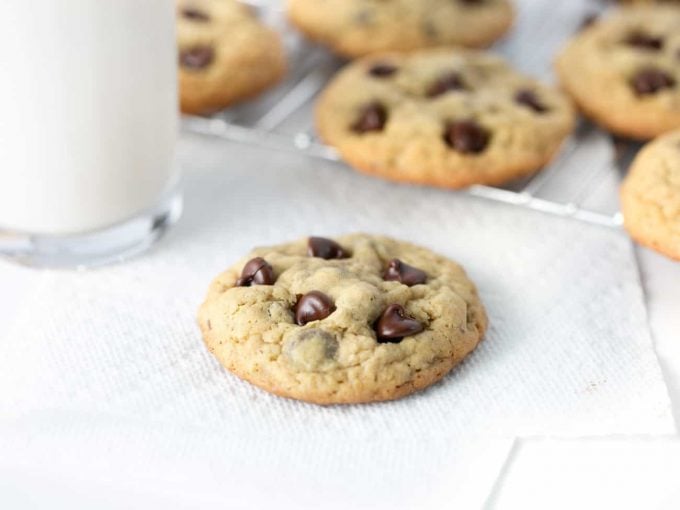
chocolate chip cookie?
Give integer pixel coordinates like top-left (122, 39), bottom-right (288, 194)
top-left (178, 0), bottom-right (287, 114)
top-left (621, 130), bottom-right (680, 260)
top-left (197, 234), bottom-right (488, 404)
top-left (556, 6), bottom-right (680, 140)
top-left (287, 0), bottom-right (514, 58)
top-left (315, 49), bottom-right (576, 189)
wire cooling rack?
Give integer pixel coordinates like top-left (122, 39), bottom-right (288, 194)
top-left (182, 0), bottom-right (629, 228)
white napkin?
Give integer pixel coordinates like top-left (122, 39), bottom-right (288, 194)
top-left (0, 134), bottom-right (674, 509)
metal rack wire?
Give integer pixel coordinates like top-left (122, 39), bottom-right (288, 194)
top-left (182, 1), bottom-right (629, 229)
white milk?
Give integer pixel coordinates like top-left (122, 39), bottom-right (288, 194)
top-left (0, 0), bottom-right (178, 235)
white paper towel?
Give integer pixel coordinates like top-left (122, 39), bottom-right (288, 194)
top-left (0, 135), bottom-right (674, 509)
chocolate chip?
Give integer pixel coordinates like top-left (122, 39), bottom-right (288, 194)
top-left (236, 257), bottom-right (275, 287)
top-left (579, 13), bottom-right (598, 31)
top-left (423, 20), bottom-right (439, 40)
top-left (181, 7), bottom-right (210, 22)
top-left (383, 259), bottom-right (427, 286)
top-left (284, 329), bottom-right (338, 370)
top-left (180, 46), bottom-right (214, 70)
top-left (515, 89), bottom-right (548, 113)
top-left (369, 63), bottom-right (398, 78)
top-left (427, 72), bottom-right (466, 98)
top-left (354, 9), bottom-right (375, 26)
top-left (443, 120), bottom-right (490, 154)
top-left (351, 102), bottom-right (387, 133)
top-left (631, 68), bottom-right (676, 96)
top-left (295, 291), bottom-right (336, 326)
top-left (374, 304), bottom-right (424, 343)
top-left (625, 31), bottom-right (664, 51)
top-left (308, 237), bottom-right (348, 259)
top-left (459, 0), bottom-right (485, 5)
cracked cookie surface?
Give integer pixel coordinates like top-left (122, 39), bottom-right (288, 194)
top-left (287, 0), bottom-right (514, 58)
top-left (197, 234), bottom-right (488, 404)
top-left (315, 49), bottom-right (575, 189)
top-left (556, 6), bottom-right (680, 140)
top-left (178, 0), bottom-right (286, 114)
top-left (621, 130), bottom-right (680, 260)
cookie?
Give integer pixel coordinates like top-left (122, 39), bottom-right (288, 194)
top-left (621, 130), bottom-right (680, 260)
top-left (287, 0), bottom-right (514, 58)
top-left (197, 234), bottom-right (488, 404)
top-left (556, 7), bottom-right (680, 140)
top-left (315, 49), bottom-right (576, 189)
top-left (178, 0), bottom-right (287, 114)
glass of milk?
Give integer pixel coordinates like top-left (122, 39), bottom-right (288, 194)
top-left (0, 0), bottom-right (181, 267)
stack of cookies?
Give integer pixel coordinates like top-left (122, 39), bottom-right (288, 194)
top-left (192, 1), bottom-right (680, 405)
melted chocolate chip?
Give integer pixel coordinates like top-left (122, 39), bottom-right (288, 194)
top-left (459, 0), bottom-right (485, 4)
top-left (443, 120), bottom-right (490, 154)
top-left (354, 9), bottom-right (375, 26)
top-left (423, 20), bottom-right (439, 40)
top-left (308, 237), bottom-right (348, 260)
top-left (236, 257), bottom-right (275, 287)
top-left (383, 259), bottom-right (427, 286)
top-left (427, 72), bottom-right (466, 98)
top-left (295, 291), bottom-right (336, 326)
top-left (180, 46), bottom-right (214, 70)
top-left (374, 304), bottom-right (424, 343)
top-left (631, 68), bottom-right (676, 96)
top-left (369, 63), bottom-right (398, 78)
top-left (515, 89), bottom-right (548, 113)
top-left (625, 31), bottom-right (664, 51)
top-left (284, 329), bottom-right (338, 369)
top-left (351, 102), bottom-right (387, 133)
top-left (181, 7), bottom-right (210, 22)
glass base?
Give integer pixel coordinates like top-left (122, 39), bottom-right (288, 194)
top-left (0, 191), bottom-right (182, 269)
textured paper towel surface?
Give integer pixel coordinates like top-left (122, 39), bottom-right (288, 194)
top-left (0, 133), bottom-right (674, 508)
